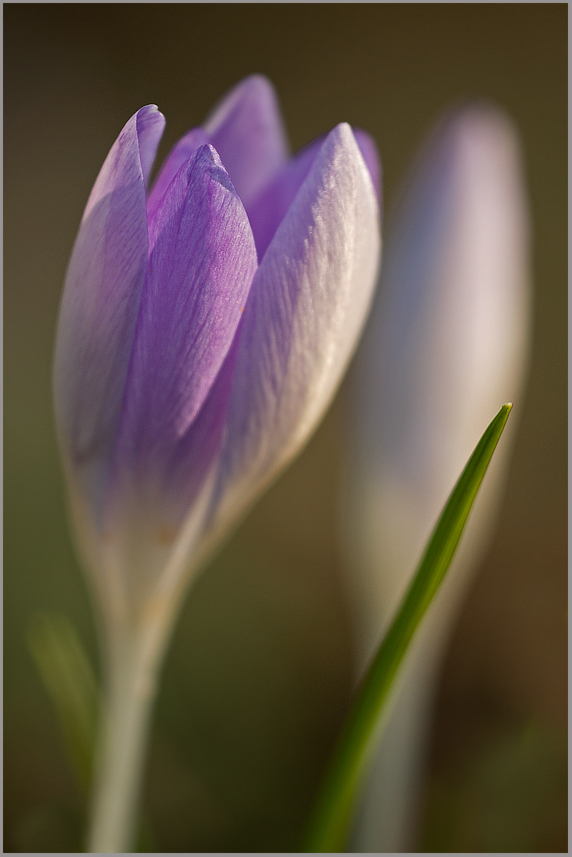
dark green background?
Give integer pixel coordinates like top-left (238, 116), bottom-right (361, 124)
top-left (5, 4), bottom-right (567, 852)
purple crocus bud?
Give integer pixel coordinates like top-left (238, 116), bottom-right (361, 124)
top-left (54, 76), bottom-right (381, 634)
top-left (345, 106), bottom-right (530, 851)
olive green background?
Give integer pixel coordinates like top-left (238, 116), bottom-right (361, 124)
top-left (5, 4), bottom-right (567, 852)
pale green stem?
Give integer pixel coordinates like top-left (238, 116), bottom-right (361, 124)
top-left (86, 615), bottom-right (167, 853)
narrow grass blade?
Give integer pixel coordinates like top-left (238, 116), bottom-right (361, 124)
top-left (304, 403), bottom-right (513, 852)
top-left (27, 612), bottom-right (99, 792)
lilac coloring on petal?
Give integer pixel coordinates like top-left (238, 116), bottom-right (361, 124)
top-left (55, 79), bottom-right (384, 603)
top-left (160, 332), bottom-right (241, 525)
top-left (109, 144), bottom-right (257, 513)
top-left (146, 127), bottom-right (209, 221)
top-left (209, 123), bottom-right (380, 528)
top-left (204, 75), bottom-right (289, 208)
top-left (137, 105), bottom-right (170, 187)
top-left (248, 128), bottom-right (380, 262)
top-left (54, 106), bottom-right (165, 511)
top-left (247, 135), bottom-right (323, 261)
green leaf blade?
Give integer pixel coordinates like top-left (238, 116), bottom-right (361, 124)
top-left (304, 403), bottom-right (513, 852)
top-left (27, 612), bottom-right (99, 793)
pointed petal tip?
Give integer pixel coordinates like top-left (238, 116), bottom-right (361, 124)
top-left (237, 73), bottom-right (279, 97)
top-left (203, 74), bottom-right (289, 206)
top-left (351, 128), bottom-right (382, 206)
top-left (203, 74), bottom-right (280, 131)
top-left (138, 103), bottom-right (160, 113)
top-left (431, 100), bottom-right (524, 168)
top-left (436, 103), bottom-right (528, 232)
top-left (134, 103), bottom-right (166, 133)
top-left (212, 106), bottom-right (381, 522)
top-left (327, 121), bottom-right (353, 145)
top-left (205, 76), bottom-right (265, 133)
top-left (55, 104), bottom-right (169, 507)
top-left (442, 98), bottom-right (515, 129)
top-left (320, 122), bottom-right (381, 216)
top-left (135, 105), bottom-right (166, 185)
top-left (325, 122), bottom-right (379, 172)
top-left (189, 142), bottom-right (240, 198)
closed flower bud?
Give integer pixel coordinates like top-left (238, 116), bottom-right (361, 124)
top-left (345, 104), bottom-right (530, 851)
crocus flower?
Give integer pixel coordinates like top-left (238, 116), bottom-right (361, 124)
top-left (53, 76), bottom-right (380, 852)
top-left (54, 75), bottom-right (381, 633)
top-left (344, 105), bottom-right (530, 851)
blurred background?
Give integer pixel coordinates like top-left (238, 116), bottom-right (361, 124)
top-left (4, 5), bottom-right (566, 852)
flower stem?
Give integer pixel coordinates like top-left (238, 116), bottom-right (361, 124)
top-left (86, 617), bottom-right (164, 853)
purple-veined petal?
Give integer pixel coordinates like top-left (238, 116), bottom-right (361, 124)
top-left (203, 75), bottom-right (289, 209)
top-left (99, 341), bottom-right (240, 616)
top-left (209, 122), bottom-right (381, 531)
top-left (146, 127), bottom-right (209, 221)
top-left (248, 128), bottom-right (381, 261)
top-left (247, 136), bottom-right (322, 261)
top-left (137, 107), bottom-right (169, 187)
top-left (53, 105), bottom-right (165, 511)
top-left (107, 144), bottom-right (258, 533)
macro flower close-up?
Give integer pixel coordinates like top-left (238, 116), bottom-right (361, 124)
top-left (54, 75), bottom-right (380, 627)
top-left (52, 75), bottom-right (380, 851)
top-left (5, 6), bottom-right (566, 854)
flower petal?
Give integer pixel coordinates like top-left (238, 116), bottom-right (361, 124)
top-left (53, 105), bottom-right (165, 509)
top-left (246, 136), bottom-right (322, 261)
top-left (210, 122), bottom-right (381, 530)
top-left (353, 129), bottom-right (382, 205)
top-left (248, 128), bottom-right (381, 261)
top-left (109, 144), bottom-right (258, 522)
top-left (146, 127), bottom-right (209, 220)
top-left (203, 75), bottom-right (289, 208)
top-left (353, 105), bottom-right (530, 517)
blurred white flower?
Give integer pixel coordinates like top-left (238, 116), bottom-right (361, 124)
top-left (344, 104), bottom-right (531, 851)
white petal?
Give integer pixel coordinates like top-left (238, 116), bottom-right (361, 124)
top-left (350, 105), bottom-right (531, 633)
top-left (345, 105), bottom-right (531, 852)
